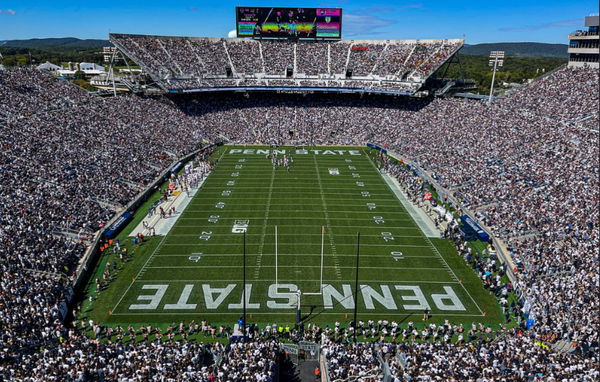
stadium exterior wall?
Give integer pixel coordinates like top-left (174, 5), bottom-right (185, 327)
top-left (67, 143), bottom-right (219, 321)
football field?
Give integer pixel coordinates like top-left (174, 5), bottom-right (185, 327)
top-left (95, 145), bottom-right (502, 325)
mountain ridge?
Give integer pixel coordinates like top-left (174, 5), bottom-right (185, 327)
top-left (0, 38), bottom-right (568, 58)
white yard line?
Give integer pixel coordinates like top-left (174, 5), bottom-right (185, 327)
top-left (313, 155), bottom-right (342, 281)
top-left (145, 265), bottom-right (451, 271)
top-left (110, 233), bottom-right (171, 314)
top-left (254, 167), bottom-right (276, 279)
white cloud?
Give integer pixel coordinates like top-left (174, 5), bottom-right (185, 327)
top-left (344, 13), bottom-right (396, 37)
top-left (0, 9), bottom-right (16, 15)
top-left (499, 19), bottom-right (581, 32)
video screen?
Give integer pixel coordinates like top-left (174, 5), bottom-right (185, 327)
top-left (236, 7), bottom-right (342, 39)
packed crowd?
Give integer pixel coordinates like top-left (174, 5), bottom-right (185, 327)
top-left (0, 64), bottom-right (598, 380)
top-left (110, 34), bottom-right (462, 91)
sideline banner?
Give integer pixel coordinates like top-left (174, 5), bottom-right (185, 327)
top-left (460, 215), bottom-right (490, 242)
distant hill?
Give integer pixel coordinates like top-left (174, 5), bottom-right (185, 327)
top-left (0, 37), bottom-right (111, 48)
top-left (461, 42), bottom-right (568, 58)
top-left (0, 38), bottom-right (567, 58)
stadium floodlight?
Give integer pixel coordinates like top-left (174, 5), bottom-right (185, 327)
top-left (488, 51), bottom-right (505, 104)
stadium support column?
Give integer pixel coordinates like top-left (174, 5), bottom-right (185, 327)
top-left (353, 232), bottom-right (361, 343)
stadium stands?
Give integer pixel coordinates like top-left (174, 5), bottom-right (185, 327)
top-left (109, 34), bottom-right (463, 94)
top-left (0, 65), bottom-right (598, 380)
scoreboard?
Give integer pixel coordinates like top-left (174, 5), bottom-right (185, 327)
top-left (236, 7), bottom-right (342, 39)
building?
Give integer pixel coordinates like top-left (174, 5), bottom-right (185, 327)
top-left (36, 61), bottom-right (62, 72)
top-left (80, 62), bottom-right (105, 74)
top-left (568, 15), bottom-right (599, 68)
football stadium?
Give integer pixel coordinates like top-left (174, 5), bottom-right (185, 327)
top-left (0, 3), bottom-right (599, 381)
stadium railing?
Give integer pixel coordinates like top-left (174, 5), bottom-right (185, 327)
top-left (67, 143), bottom-right (219, 321)
top-left (320, 352), bottom-right (331, 382)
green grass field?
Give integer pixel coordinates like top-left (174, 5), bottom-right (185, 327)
top-left (87, 145), bottom-right (503, 327)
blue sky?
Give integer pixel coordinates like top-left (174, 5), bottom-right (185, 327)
top-left (0, 1), bottom-right (597, 43)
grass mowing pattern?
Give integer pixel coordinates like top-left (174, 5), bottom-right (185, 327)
top-left (90, 146), bottom-right (503, 326)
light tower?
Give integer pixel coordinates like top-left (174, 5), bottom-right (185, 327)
top-left (488, 50), bottom-right (504, 104)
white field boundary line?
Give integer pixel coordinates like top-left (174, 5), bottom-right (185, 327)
top-left (313, 155), bottom-right (342, 281)
top-left (421, 238), bottom-right (486, 315)
top-left (365, 153), bottom-right (486, 316)
top-left (254, 165), bottom-right (276, 279)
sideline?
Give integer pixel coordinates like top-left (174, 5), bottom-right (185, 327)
top-left (381, 172), bottom-right (442, 238)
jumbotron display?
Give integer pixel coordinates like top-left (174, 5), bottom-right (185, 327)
top-left (236, 7), bottom-right (342, 39)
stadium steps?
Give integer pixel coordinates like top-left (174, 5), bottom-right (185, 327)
top-left (116, 177), bottom-right (145, 189)
top-left (22, 268), bottom-right (65, 281)
top-left (51, 228), bottom-right (93, 243)
top-left (90, 196), bottom-right (123, 211)
top-left (507, 232), bottom-right (539, 241)
top-left (473, 202), bottom-right (498, 211)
